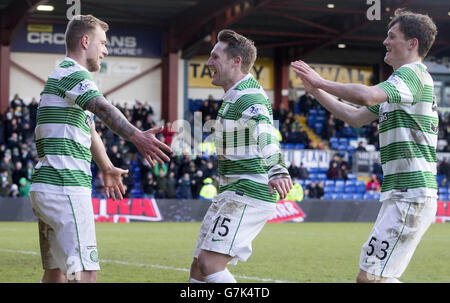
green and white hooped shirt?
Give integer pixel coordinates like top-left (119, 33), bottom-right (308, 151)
top-left (214, 74), bottom-right (289, 210)
top-left (30, 57), bottom-right (103, 195)
top-left (367, 61), bottom-right (438, 202)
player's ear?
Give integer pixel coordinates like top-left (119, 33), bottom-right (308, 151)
top-left (81, 34), bottom-right (89, 50)
top-left (408, 38), bottom-right (418, 51)
top-left (233, 56), bottom-right (242, 67)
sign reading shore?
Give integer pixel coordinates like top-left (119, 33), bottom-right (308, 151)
top-left (11, 24), bottom-right (162, 58)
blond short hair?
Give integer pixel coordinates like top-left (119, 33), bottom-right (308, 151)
top-left (65, 15), bottom-right (109, 52)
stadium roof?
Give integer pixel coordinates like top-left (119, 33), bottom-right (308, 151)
top-left (1, 0), bottom-right (450, 66)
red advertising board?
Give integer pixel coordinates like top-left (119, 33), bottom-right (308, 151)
top-left (92, 198), bottom-right (162, 223)
top-left (435, 200), bottom-right (450, 223)
top-left (268, 200), bottom-right (306, 223)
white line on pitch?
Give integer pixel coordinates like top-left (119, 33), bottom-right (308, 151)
top-left (0, 248), bottom-right (296, 283)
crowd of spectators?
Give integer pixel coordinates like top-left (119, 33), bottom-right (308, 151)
top-left (1, 92), bottom-right (449, 200)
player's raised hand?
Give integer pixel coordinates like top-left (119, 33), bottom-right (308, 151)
top-left (269, 176), bottom-right (293, 200)
top-left (132, 126), bottom-right (172, 167)
top-left (291, 60), bottom-right (324, 89)
top-left (103, 166), bottom-right (128, 201)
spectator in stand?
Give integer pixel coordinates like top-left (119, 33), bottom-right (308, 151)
top-left (93, 171), bottom-right (106, 197)
top-left (366, 174), bottom-right (381, 192)
top-left (11, 147), bottom-right (21, 164)
top-left (327, 161), bottom-right (341, 180)
top-left (316, 181), bottom-right (324, 199)
top-left (178, 172), bottom-right (192, 199)
top-left (294, 126), bottom-right (310, 146)
top-left (191, 170), bottom-right (204, 199)
top-left (10, 94), bottom-right (25, 118)
top-left (280, 125), bottom-right (290, 143)
top-left (0, 170), bottom-right (11, 196)
top-left (288, 161), bottom-right (301, 179)
top-left (211, 100), bottom-right (221, 118)
top-left (25, 160), bottom-right (34, 181)
top-left (28, 97), bottom-right (39, 129)
top-left (7, 132), bottom-right (21, 151)
top-left (199, 177), bottom-right (217, 200)
top-left (20, 144), bottom-right (33, 166)
top-left (199, 96), bottom-right (216, 124)
top-left (12, 161), bottom-right (27, 186)
top-left (355, 141), bottom-right (367, 152)
top-left (340, 162), bottom-right (349, 181)
top-left (134, 120), bottom-right (144, 131)
top-left (439, 176), bottom-right (449, 188)
top-left (9, 184), bottom-right (19, 197)
top-left (162, 121), bottom-right (175, 146)
top-left (298, 162), bottom-right (309, 180)
top-left (21, 122), bottom-right (34, 144)
top-left (167, 171), bottom-right (178, 199)
top-left (5, 118), bottom-right (21, 141)
top-left (1, 154), bottom-right (14, 177)
top-left (438, 158), bottom-right (450, 179)
top-left (122, 169), bottom-right (134, 198)
top-left (299, 91), bottom-right (314, 116)
top-left (372, 157), bottom-right (383, 185)
top-left (107, 144), bottom-right (123, 168)
top-left (142, 171), bottom-right (157, 198)
top-left (366, 121), bottom-right (379, 149)
top-left (155, 168), bottom-right (168, 198)
top-left (143, 101), bottom-right (154, 116)
top-left (143, 112), bottom-right (156, 130)
top-left (132, 101), bottom-right (148, 123)
top-left (321, 115), bottom-right (336, 141)
top-left (306, 181), bottom-right (318, 199)
top-left (203, 161), bottom-right (217, 178)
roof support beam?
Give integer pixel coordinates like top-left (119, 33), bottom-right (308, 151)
top-left (267, 10), bottom-right (339, 34)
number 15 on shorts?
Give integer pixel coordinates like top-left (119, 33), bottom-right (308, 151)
top-left (211, 216), bottom-right (231, 242)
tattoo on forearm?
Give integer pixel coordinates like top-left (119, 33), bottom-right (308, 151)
top-left (86, 96), bottom-right (136, 140)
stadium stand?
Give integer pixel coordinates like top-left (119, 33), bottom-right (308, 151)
top-left (2, 92), bottom-right (450, 201)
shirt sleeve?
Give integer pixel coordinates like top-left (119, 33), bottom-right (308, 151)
top-left (376, 66), bottom-right (416, 104)
top-left (64, 71), bottom-right (104, 110)
top-left (239, 99), bottom-right (290, 181)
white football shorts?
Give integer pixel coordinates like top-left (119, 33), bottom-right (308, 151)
top-left (30, 191), bottom-right (100, 274)
top-left (193, 198), bottom-right (276, 265)
top-left (359, 197), bottom-right (436, 279)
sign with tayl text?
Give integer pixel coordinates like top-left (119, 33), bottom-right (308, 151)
top-left (188, 56), bottom-right (274, 90)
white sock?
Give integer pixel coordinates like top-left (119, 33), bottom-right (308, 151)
top-left (189, 277), bottom-right (206, 283)
top-left (205, 268), bottom-right (236, 283)
top-left (385, 277), bottom-right (402, 283)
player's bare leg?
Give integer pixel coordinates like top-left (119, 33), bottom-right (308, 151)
top-left (42, 269), bottom-right (67, 283)
top-left (197, 250), bottom-right (236, 283)
top-left (189, 258), bottom-right (205, 282)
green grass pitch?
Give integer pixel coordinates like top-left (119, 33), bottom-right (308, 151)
top-left (0, 221), bottom-right (449, 283)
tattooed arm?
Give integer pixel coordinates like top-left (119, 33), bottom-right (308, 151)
top-left (85, 96), bottom-right (172, 166)
top-left (90, 123), bottom-right (128, 200)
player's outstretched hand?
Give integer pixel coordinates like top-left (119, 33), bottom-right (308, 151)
top-left (291, 60), bottom-right (324, 89)
top-left (269, 176), bottom-right (293, 200)
top-left (103, 166), bottom-right (128, 201)
top-left (133, 126), bottom-right (172, 167)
